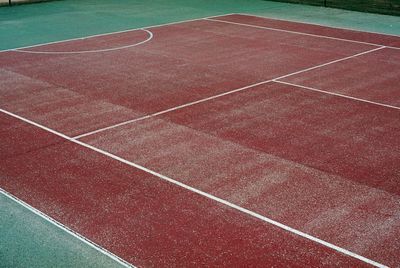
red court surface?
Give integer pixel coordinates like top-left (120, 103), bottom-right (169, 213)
top-left (1, 14), bottom-right (400, 267)
top-left (0, 113), bottom-right (370, 267)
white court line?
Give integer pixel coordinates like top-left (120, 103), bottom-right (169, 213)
top-left (235, 13), bottom-right (400, 38)
top-left (0, 13), bottom-right (236, 53)
top-left (0, 188), bottom-right (135, 268)
top-left (274, 80), bottom-right (400, 110)
top-left (0, 108), bottom-right (387, 268)
top-left (13, 30), bottom-right (153, 54)
top-left (74, 46), bottom-right (385, 139)
top-left (73, 79), bottom-right (274, 139)
top-left (205, 18), bottom-right (400, 50)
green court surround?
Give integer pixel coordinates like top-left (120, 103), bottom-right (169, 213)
top-left (0, 0), bottom-right (399, 50)
top-left (0, 193), bottom-right (125, 268)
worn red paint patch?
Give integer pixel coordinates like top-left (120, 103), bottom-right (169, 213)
top-left (0, 69), bottom-right (142, 137)
top-left (0, 113), bottom-right (370, 267)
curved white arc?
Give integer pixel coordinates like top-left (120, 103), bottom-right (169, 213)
top-left (13, 29), bottom-right (153, 54)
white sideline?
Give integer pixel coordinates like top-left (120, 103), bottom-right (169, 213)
top-left (13, 30), bottom-right (153, 54)
top-left (0, 108), bottom-right (388, 268)
top-left (74, 46), bottom-right (385, 139)
top-left (0, 188), bottom-right (135, 268)
top-left (236, 13), bottom-right (400, 38)
top-left (205, 17), bottom-right (395, 48)
top-left (274, 80), bottom-right (400, 110)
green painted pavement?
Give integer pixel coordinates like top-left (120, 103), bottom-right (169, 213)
top-left (0, 193), bottom-right (126, 268)
top-left (0, 0), bottom-right (399, 50)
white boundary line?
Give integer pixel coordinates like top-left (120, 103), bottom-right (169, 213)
top-left (0, 108), bottom-right (388, 268)
top-left (274, 80), bottom-right (400, 110)
top-left (74, 46), bottom-right (385, 139)
top-left (0, 188), bottom-right (135, 268)
top-left (0, 13), bottom-right (236, 53)
top-left (13, 30), bottom-right (153, 54)
top-left (235, 13), bottom-right (400, 38)
top-left (205, 18), bottom-right (399, 49)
